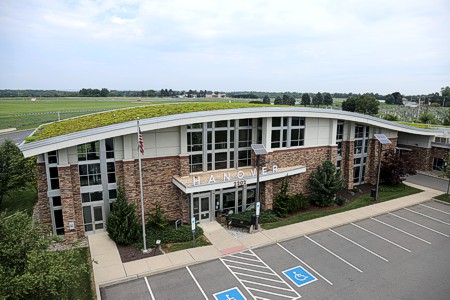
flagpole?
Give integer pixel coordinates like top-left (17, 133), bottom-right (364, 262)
top-left (137, 117), bottom-right (148, 253)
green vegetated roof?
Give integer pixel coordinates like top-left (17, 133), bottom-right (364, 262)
top-left (28, 102), bottom-right (270, 142)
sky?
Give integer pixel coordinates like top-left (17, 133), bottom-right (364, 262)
top-left (0, 0), bottom-right (449, 95)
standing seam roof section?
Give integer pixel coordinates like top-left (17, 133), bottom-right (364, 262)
top-left (19, 107), bottom-right (443, 156)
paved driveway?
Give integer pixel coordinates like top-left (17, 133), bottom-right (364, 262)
top-left (0, 129), bottom-right (34, 145)
top-left (101, 200), bottom-right (450, 300)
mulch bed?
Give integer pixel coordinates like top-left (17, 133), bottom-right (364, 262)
top-left (337, 183), bottom-right (374, 202)
top-left (117, 244), bottom-right (164, 263)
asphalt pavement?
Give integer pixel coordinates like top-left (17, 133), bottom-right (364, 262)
top-left (101, 200), bottom-right (450, 300)
top-left (406, 173), bottom-right (449, 193)
top-left (0, 129), bottom-right (34, 145)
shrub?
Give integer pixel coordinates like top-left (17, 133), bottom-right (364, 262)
top-left (146, 225), bottom-right (204, 246)
top-left (383, 114), bottom-right (399, 121)
top-left (106, 186), bottom-right (139, 246)
top-left (288, 192), bottom-right (310, 212)
top-left (146, 201), bottom-right (169, 229)
top-left (306, 160), bottom-right (346, 207)
top-left (335, 197), bottom-right (348, 206)
top-left (0, 212), bottom-right (89, 299)
top-left (273, 176), bottom-right (290, 217)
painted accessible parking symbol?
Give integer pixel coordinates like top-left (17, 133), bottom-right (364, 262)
top-left (283, 265), bottom-right (317, 288)
top-left (213, 287), bottom-right (247, 300)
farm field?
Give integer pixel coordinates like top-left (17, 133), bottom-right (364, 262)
top-left (0, 97), bottom-right (235, 130)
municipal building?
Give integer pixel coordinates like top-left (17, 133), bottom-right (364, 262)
top-left (19, 106), bottom-right (450, 239)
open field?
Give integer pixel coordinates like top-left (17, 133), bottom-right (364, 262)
top-left (0, 97), bottom-right (236, 130)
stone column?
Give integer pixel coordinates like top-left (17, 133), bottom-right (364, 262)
top-left (58, 166), bottom-right (77, 240)
top-left (35, 163), bottom-right (51, 226)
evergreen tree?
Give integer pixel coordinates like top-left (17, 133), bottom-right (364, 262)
top-left (106, 186), bottom-right (139, 246)
top-left (323, 93), bottom-right (333, 106)
top-left (262, 95), bottom-right (271, 104)
top-left (273, 176), bottom-right (290, 217)
top-left (274, 96), bottom-right (282, 105)
top-left (301, 93), bottom-right (311, 106)
top-left (306, 160), bottom-right (345, 207)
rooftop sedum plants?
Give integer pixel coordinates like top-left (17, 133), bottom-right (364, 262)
top-left (27, 102), bottom-right (270, 142)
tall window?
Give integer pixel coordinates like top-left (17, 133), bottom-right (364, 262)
top-left (187, 119), bottom-right (255, 173)
top-left (79, 163), bottom-right (102, 186)
top-left (271, 117), bottom-right (305, 148)
top-left (46, 150), bottom-right (59, 190)
top-left (77, 141), bottom-right (100, 161)
top-left (336, 121), bottom-right (344, 170)
top-left (353, 124), bottom-right (369, 184)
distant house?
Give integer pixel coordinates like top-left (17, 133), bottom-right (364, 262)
top-left (402, 98), bottom-right (418, 108)
top-left (31, 98), bottom-right (37, 102)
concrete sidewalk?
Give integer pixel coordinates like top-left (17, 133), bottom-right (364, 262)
top-left (89, 182), bottom-right (443, 299)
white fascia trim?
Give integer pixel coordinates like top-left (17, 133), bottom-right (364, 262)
top-left (172, 166), bottom-right (306, 194)
top-left (20, 107), bottom-right (443, 157)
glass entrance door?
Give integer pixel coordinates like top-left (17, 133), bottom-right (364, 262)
top-left (82, 204), bottom-right (105, 234)
top-left (193, 194), bottom-right (210, 223)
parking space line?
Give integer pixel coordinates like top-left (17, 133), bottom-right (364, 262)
top-left (370, 217), bottom-right (432, 244)
top-left (277, 243), bottom-right (333, 286)
top-left (144, 277), bottom-right (156, 300)
top-left (186, 266), bottom-right (208, 300)
top-left (404, 208), bottom-right (450, 226)
top-left (329, 229), bottom-right (389, 262)
top-left (420, 203), bottom-right (450, 216)
top-left (222, 258), bottom-right (271, 269)
top-left (229, 265), bottom-right (278, 276)
top-left (247, 287), bottom-right (300, 299)
top-left (241, 279), bottom-right (296, 292)
top-left (230, 254), bottom-right (261, 262)
top-left (234, 272), bottom-right (286, 284)
top-left (305, 235), bottom-right (363, 273)
top-left (351, 223), bottom-right (412, 252)
top-left (389, 213), bottom-right (449, 237)
top-left (221, 250), bottom-right (301, 300)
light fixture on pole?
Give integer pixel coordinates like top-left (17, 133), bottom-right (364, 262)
top-left (251, 144), bottom-right (268, 230)
top-left (374, 134), bottom-right (392, 201)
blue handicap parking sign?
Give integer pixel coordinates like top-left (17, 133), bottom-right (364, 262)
top-left (213, 287), bottom-right (247, 300)
top-left (283, 265), bottom-right (317, 288)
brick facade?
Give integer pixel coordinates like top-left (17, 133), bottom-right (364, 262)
top-left (35, 163), bottom-right (51, 226)
top-left (397, 144), bottom-right (432, 171)
top-left (260, 146), bottom-right (335, 209)
top-left (115, 156), bottom-right (188, 223)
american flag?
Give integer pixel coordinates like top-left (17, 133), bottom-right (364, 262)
top-left (138, 128), bottom-right (144, 155)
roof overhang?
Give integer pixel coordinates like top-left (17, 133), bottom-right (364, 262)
top-left (172, 165), bottom-right (306, 194)
top-left (19, 107), bottom-right (443, 157)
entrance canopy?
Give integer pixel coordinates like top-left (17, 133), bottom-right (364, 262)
top-left (172, 165), bottom-right (306, 193)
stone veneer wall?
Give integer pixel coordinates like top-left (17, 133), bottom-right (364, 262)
top-left (116, 156), bottom-right (188, 222)
top-left (260, 146), bottom-right (335, 209)
top-left (397, 144), bottom-right (432, 171)
top-left (58, 166), bottom-right (82, 239)
top-left (430, 147), bottom-right (450, 166)
top-left (341, 141), bottom-right (354, 189)
top-left (35, 163), bottom-right (51, 226)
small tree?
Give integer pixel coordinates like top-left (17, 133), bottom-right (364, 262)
top-left (419, 112), bottom-right (436, 124)
top-left (323, 93), bottom-right (333, 106)
top-left (273, 176), bottom-right (290, 218)
top-left (147, 201), bottom-right (168, 229)
top-left (262, 95), bottom-right (271, 104)
top-left (106, 186), bottom-right (139, 245)
top-left (306, 160), bottom-right (345, 207)
top-left (0, 139), bottom-right (36, 208)
top-left (274, 96), bottom-right (282, 105)
top-left (0, 212), bottom-right (89, 299)
top-left (380, 149), bottom-right (418, 185)
top-left (301, 93), bottom-right (311, 106)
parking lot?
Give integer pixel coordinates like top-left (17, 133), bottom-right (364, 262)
top-left (101, 200), bottom-right (450, 299)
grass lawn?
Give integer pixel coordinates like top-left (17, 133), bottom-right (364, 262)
top-left (262, 184), bottom-right (422, 230)
top-left (0, 187), bottom-right (37, 216)
top-left (434, 193), bottom-right (450, 204)
top-left (68, 248), bottom-right (95, 300)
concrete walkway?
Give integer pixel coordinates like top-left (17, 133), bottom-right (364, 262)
top-left (89, 182), bottom-right (443, 299)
